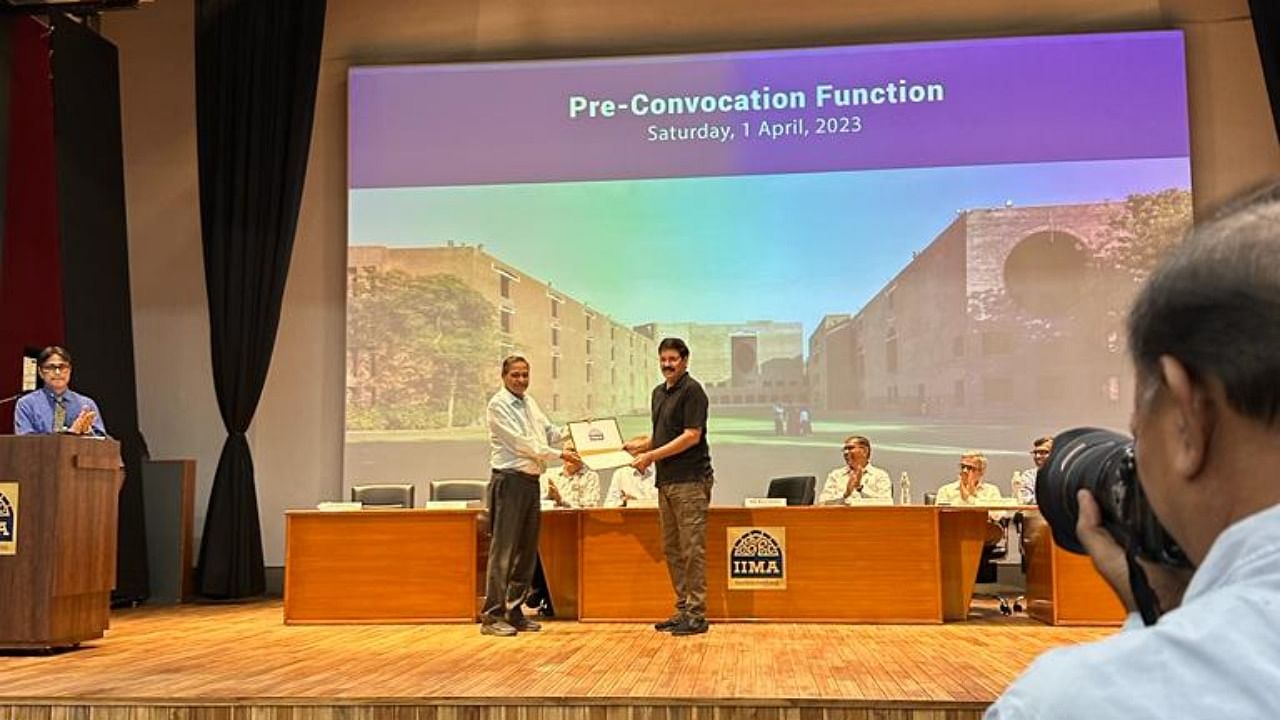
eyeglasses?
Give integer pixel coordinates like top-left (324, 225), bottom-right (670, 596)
top-left (959, 463), bottom-right (980, 472)
top-left (1031, 449), bottom-right (1051, 457)
top-left (40, 363), bottom-right (70, 374)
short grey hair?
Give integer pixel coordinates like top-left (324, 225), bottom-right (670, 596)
top-left (1128, 182), bottom-right (1280, 427)
top-left (960, 450), bottom-right (988, 472)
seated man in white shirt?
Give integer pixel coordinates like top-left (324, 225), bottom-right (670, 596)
top-left (817, 434), bottom-right (892, 504)
top-left (938, 451), bottom-right (1007, 548)
top-left (936, 450), bottom-right (1004, 506)
top-left (604, 463), bottom-right (658, 507)
top-left (540, 440), bottom-right (602, 508)
top-left (1013, 436), bottom-right (1053, 505)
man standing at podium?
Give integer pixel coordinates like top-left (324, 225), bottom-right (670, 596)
top-left (626, 337), bottom-right (714, 636)
top-left (482, 355), bottom-right (578, 637)
top-left (14, 346), bottom-right (106, 436)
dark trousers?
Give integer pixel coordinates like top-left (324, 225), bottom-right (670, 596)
top-left (481, 468), bottom-right (542, 622)
top-left (658, 472), bottom-right (714, 621)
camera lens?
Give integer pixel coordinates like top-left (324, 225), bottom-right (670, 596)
top-left (1036, 428), bottom-right (1129, 553)
top-left (1036, 427), bottom-right (1189, 567)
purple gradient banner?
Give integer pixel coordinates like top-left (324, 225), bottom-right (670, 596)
top-left (349, 31), bottom-right (1187, 189)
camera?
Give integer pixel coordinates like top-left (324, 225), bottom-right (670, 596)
top-left (1036, 427), bottom-right (1190, 568)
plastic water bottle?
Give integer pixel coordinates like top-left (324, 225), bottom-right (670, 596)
top-left (1011, 470), bottom-right (1023, 502)
top-left (899, 472), bottom-right (912, 505)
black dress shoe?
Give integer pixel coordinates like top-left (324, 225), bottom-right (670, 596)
top-left (480, 620), bottom-right (518, 637)
top-left (509, 614), bottom-right (542, 632)
top-left (670, 618), bottom-right (709, 636)
top-left (654, 616), bottom-right (683, 631)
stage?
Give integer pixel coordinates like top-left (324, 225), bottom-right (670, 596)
top-left (0, 601), bottom-right (1113, 720)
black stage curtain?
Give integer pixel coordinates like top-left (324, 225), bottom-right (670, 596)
top-left (1252, 0), bottom-right (1280, 144)
top-left (50, 14), bottom-right (149, 602)
top-left (0, 18), bottom-right (11, 260)
top-left (193, 0), bottom-right (326, 598)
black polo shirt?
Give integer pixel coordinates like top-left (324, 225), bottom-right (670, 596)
top-left (650, 371), bottom-right (712, 485)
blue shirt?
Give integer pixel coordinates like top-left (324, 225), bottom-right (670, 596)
top-left (14, 388), bottom-right (107, 436)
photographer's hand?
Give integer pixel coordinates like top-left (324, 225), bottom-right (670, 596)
top-left (1077, 489), bottom-right (1194, 616)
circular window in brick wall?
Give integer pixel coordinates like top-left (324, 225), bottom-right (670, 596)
top-left (1003, 230), bottom-right (1088, 316)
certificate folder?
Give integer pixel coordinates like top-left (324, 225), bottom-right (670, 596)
top-left (567, 418), bottom-right (636, 471)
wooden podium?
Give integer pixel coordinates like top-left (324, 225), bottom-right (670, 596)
top-left (0, 435), bottom-right (124, 649)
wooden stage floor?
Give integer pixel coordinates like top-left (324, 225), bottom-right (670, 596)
top-left (0, 601), bottom-right (1113, 720)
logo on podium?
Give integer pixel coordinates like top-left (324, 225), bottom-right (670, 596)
top-left (0, 482), bottom-right (18, 555)
top-left (727, 527), bottom-right (786, 589)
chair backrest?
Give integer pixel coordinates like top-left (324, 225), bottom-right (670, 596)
top-left (430, 478), bottom-right (489, 503)
top-left (766, 475), bottom-right (816, 506)
top-left (351, 483), bottom-right (415, 508)
top-left (923, 491), bottom-right (938, 506)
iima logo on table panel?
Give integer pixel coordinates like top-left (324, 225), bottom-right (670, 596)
top-left (727, 527), bottom-right (786, 590)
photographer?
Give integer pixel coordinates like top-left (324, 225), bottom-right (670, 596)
top-left (987, 184), bottom-right (1280, 719)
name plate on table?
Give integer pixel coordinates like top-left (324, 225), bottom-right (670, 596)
top-left (627, 498), bottom-right (659, 509)
top-left (316, 501), bottom-right (362, 511)
top-left (744, 497), bottom-right (787, 508)
top-left (845, 497), bottom-right (894, 507)
top-left (540, 500), bottom-right (556, 511)
top-left (424, 500), bottom-right (469, 510)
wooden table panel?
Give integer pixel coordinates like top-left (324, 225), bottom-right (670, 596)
top-left (538, 509), bottom-right (580, 618)
top-left (576, 509), bottom-right (671, 620)
top-left (284, 510), bottom-right (478, 623)
top-left (938, 508), bottom-right (990, 621)
top-left (579, 506), bottom-right (946, 623)
top-left (1023, 513), bottom-right (1126, 626)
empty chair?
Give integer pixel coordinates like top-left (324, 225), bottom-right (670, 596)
top-left (430, 478), bottom-right (489, 503)
top-left (351, 483), bottom-right (415, 508)
top-left (766, 475), bottom-right (817, 506)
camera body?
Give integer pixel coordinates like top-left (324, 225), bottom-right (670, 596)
top-left (1036, 427), bottom-right (1190, 568)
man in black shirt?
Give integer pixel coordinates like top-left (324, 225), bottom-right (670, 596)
top-left (625, 337), bottom-right (714, 636)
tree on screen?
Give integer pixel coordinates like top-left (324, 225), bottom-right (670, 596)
top-left (1101, 188), bottom-right (1194, 283)
top-left (347, 269), bottom-right (499, 430)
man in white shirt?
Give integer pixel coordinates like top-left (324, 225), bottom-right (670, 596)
top-left (604, 463), bottom-right (658, 507)
top-left (481, 355), bottom-right (579, 637)
top-left (540, 440), bottom-right (601, 508)
top-left (1013, 436), bottom-right (1053, 505)
top-left (936, 451), bottom-right (1003, 506)
top-left (937, 450), bottom-right (1007, 552)
top-left (817, 434), bottom-right (892, 504)
top-left (987, 184), bottom-right (1280, 718)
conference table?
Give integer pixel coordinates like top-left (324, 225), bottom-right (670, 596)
top-left (283, 504), bottom-right (1123, 625)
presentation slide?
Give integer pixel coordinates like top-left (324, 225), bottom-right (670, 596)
top-left (346, 31), bottom-right (1191, 501)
